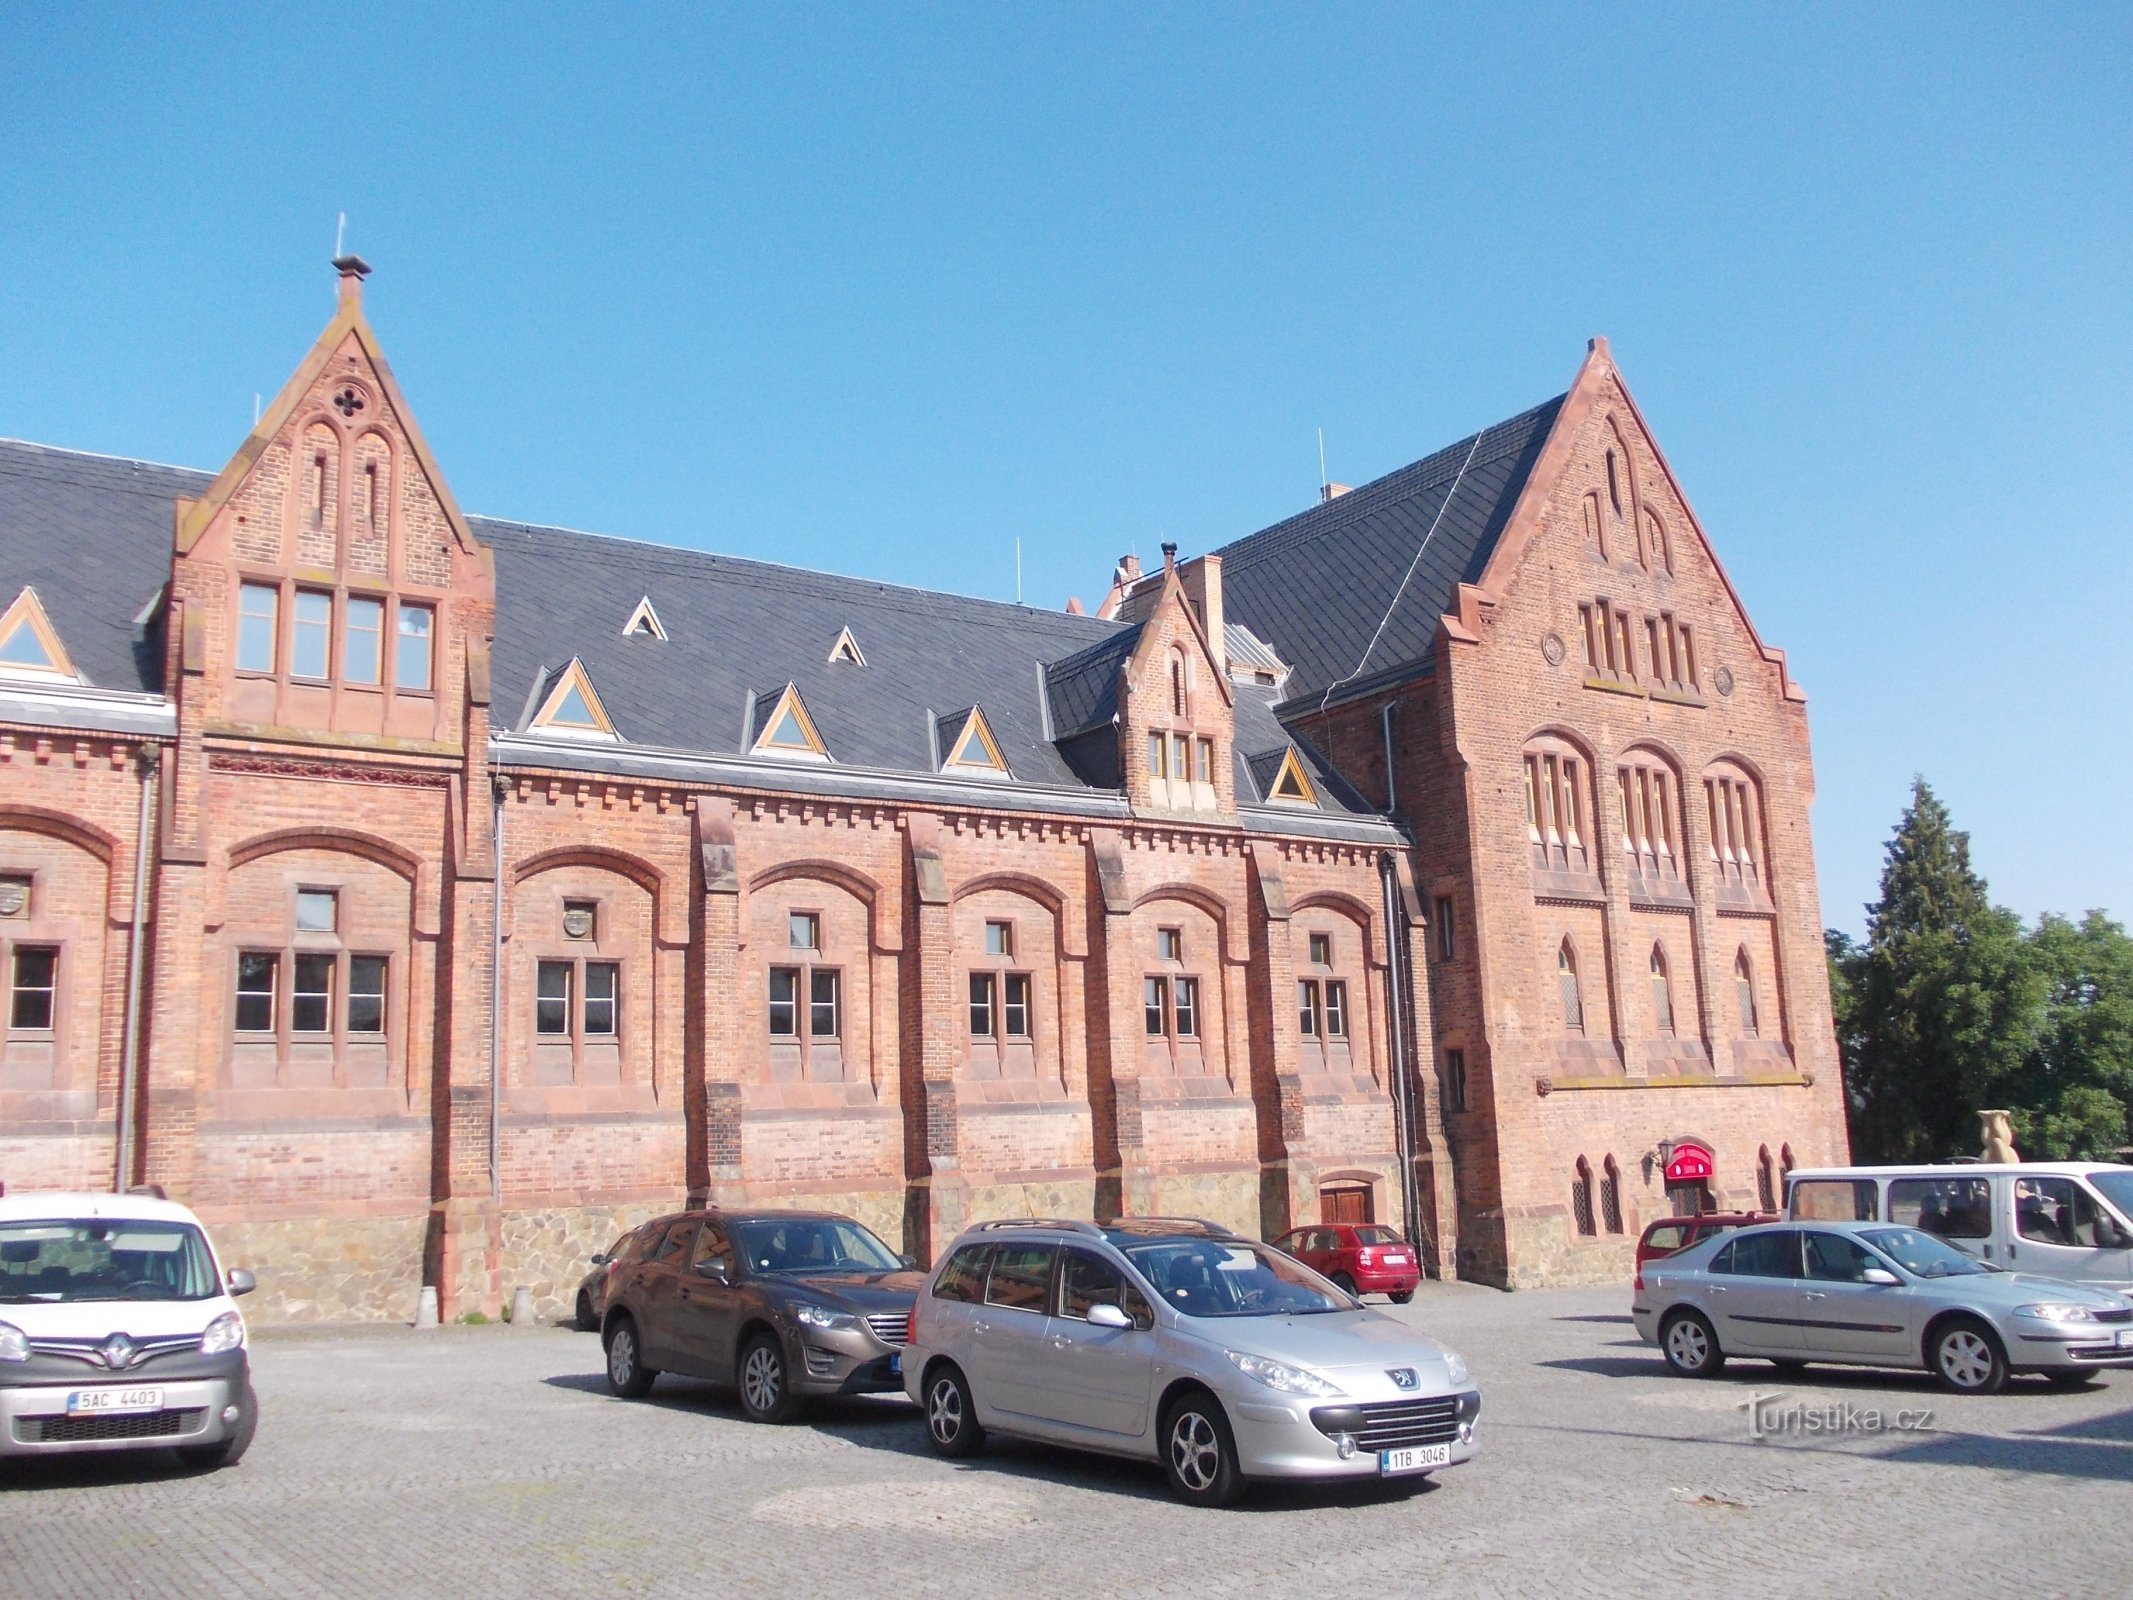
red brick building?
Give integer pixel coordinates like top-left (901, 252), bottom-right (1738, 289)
top-left (0, 264), bottom-right (1846, 1314)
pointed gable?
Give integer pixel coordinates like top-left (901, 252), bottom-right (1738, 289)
top-left (621, 596), bottom-right (668, 640)
top-left (0, 585), bottom-right (82, 682)
top-left (1264, 748), bottom-right (1318, 806)
top-left (938, 705), bottom-right (1009, 776)
top-left (528, 658), bottom-right (618, 740)
top-left (750, 682), bottom-right (829, 760)
top-left (827, 626), bottom-right (866, 666)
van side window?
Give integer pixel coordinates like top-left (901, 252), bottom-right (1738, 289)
top-left (2016, 1176), bottom-right (2105, 1247)
top-left (1790, 1179), bottom-right (1878, 1222)
top-left (1890, 1177), bottom-right (1991, 1240)
top-left (933, 1245), bottom-right (992, 1302)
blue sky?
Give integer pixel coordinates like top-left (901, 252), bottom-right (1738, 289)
top-left (3, 4), bottom-right (2127, 932)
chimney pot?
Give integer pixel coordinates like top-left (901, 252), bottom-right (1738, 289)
top-left (333, 253), bottom-right (372, 310)
top-left (1161, 542), bottom-right (1178, 573)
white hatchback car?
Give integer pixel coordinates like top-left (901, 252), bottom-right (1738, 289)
top-left (0, 1189), bottom-right (258, 1467)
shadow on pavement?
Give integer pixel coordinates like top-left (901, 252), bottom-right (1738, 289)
top-left (0, 1449), bottom-right (217, 1492)
top-left (1553, 1314), bottom-right (1635, 1325)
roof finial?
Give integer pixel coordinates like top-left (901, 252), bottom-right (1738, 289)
top-left (1161, 541), bottom-right (1178, 575)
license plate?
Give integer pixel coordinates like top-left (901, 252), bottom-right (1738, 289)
top-left (1385, 1253), bottom-right (1411, 1265)
top-left (1380, 1443), bottom-right (1451, 1475)
top-left (66, 1387), bottom-right (163, 1415)
top-left (888, 1352), bottom-right (902, 1375)
top-left (2116, 1329), bottom-right (2133, 1350)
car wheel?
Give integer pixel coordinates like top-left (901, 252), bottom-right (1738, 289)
top-left (575, 1291), bottom-right (597, 1332)
top-left (1389, 1289), bottom-right (1414, 1305)
top-left (1931, 1319), bottom-right (2007, 1395)
top-left (604, 1315), bottom-right (658, 1398)
top-left (1660, 1310), bottom-right (1725, 1378)
top-left (1331, 1272), bottom-right (1358, 1297)
top-left (176, 1389), bottom-right (257, 1470)
top-left (737, 1332), bottom-right (801, 1424)
top-left (924, 1363), bottom-right (985, 1459)
top-left (1161, 1389), bottom-right (1244, 1508)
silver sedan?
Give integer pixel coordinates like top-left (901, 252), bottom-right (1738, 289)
top-left (1632, 1219), bottom-right (2133, 1393)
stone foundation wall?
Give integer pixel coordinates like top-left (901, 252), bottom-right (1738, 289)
top-left (209, 1210), bottom-right (428, 1322)
top-left (499, 1200), bottom-right (680, 1321)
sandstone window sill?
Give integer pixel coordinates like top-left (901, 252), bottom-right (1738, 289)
top-left (1535, 1069), bottom-right (1816, 1095)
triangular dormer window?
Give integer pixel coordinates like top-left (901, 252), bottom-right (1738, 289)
top-left (621, 597), bottom-right (668, 640)
top-left (1268, 748), bottom-right (1318, 807)
top-left (941, 706), bottom-right (1009, 777)
top-left (751, 683), bottom-right (829, 761)
top-left (0, 587), bottom-right (81, 682)
top-left (529, 659), bottom-right (620, 741)
top-left (827, 627), bottom-right (866, 666)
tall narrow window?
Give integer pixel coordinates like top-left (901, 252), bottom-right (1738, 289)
top-left (1443, 1048), bottom-right (1467, 1114)
top-left (8, 946), bottom-right (57, 1031)
top-left (1650, 946), bottom-right (1675, 1035)
top-left (395, 603), bottom-right (434, 692)
top-left (1573, 1157), bottom-right (1597, 1237)
top-left (1194, 738), bottom-right (1213, 785)
top-left (1143, 976), bottom-right (1168, 1037)
top-left (1171, 653), bottom-right (1187, 716)
top-left (1735, 949), bottom-right (1759, 1037)
top-left (1323, 980), bottom-right (1346, 1038)
top-left (1704, 764), bottom-right (1764, 891)
top-left (1147, 733), bottom-right (1166, 779)
top-left (969, 972), bottom-right (996, 1037)
top-left (537, 961), bottom-right (574, 1035)
top-left (1601, 1157), bottom-right (1624, 1234)
top-left (345, 596), bottom-right (383, 686)
top-left (237, 583), bottom-right (279, 673)
top-left (1434, 897), bottom-right (1455, 961)
top-left (809, 970), bottom-right (841, 1039)
top-left (1298, 980), bottom-right (1319, 1037)
top-left (1558, 941), bottom-right (1583, 1034)
top-left (364, 461), bottom-right (381, 527)
top-left (767, 967), bottom-right (798, 1036)
top-left (347, 956), bottom-right (387, 1035)
top-left (292, 590), bottom-right (332, 680)
top-left (1172, 976), bottom-right (1199, 1037)
top-left (312, 452), bottom-right (328, 522)
top-left (583, 963), bottom-right (619, 1037)
top-left (292, 953), bottom-right (334, 1033)
top-left (1758, 1146), bottom-right (1778, 1212)
top-left (235, 954), bottom-right (277, 1033)
top-left (1003, 973), bottom-right (1031, 1038)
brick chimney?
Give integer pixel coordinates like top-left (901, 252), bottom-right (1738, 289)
top-left (1319, 482), bottom-right (1352, 503)
top-left (1178, 553), bottom-right (1225, 678)
top-left (334, 253), bottom-right (371, 311)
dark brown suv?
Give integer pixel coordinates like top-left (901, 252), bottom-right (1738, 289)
top-left (600, 1209), bottom-right (921, 1422)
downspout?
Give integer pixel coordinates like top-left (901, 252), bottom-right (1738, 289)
top-left (1379, 851), bottom-right (1420, 1249)
top-left (1381, 702), bottom-right (1397, 811)
top-left (490, 772), bottom-right (506, 1204)
top-left (114, 744), bottom-right (160, 1193)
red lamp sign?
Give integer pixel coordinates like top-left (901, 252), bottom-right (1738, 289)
top-left (1664, 1142), bottom-right (1715, 1184)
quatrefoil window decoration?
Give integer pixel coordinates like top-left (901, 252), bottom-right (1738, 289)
top-left (332, 386), bottom-right (366, 418)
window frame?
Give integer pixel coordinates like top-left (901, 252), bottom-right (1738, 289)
top-left (6, 942), bottom-right (58, 1034)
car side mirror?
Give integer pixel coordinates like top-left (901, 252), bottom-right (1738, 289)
top-left (694, 1258), bottom-right (730, 1282)
top-left (589, 1253), bottom-right (609, 1266)
top-left (899, 1254), bottom-right (918, 1269)
top-left (1861, 1267), bottom-right (1900, 1287)
top-left (1086, 1302), bottom-right (1133, 1330)
top-left (226, 1268), bottom-right (256, 1297)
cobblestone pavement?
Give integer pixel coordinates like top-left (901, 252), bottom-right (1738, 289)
top-left (4, 1283), bottom-right (2128, 1599)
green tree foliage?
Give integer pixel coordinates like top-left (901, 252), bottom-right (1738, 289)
top-left (1831, 780), bottom-right (2133, 1162)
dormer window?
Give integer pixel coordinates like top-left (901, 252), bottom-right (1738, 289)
top-left (1266, 748), bottom-right (1318, 807)
top-left (940, 706), bottom-right (1009, 776)
top-left (827, 627), bottom-right (866, 666)
top-left (529, 659), bottom-right (620, 741)
top-left (0, 586), bottom-right (81, 682)
top-left (621, 596), bottom-right (668, 640)
top-left (750, 684), bottom-right (828, 761)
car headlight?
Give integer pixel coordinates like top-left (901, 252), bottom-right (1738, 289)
top-left (2014, 1303), bottom-right (2098, 1324)
top-left (791, 1302), bottom-right (858, 1332)
top-left (200, 1311), bottom-right (246, 1355)
top-left (1443, 1349), bottom-right (1470, 1387)
top-left (1223, 1348), bottom-right (1344, 1398)
top-left (0, 1322), bottom-right (28, 1363)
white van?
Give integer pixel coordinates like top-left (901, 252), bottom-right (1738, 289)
top-left (1785, 1163), bottom-right (2133, 1292)
top-left (0, 1189), bottom-right (258, 1467)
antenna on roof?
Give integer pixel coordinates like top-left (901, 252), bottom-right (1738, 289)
top-left (335, 212), bottom-right (346, 258)
top-left (1318, 428), bottom-right (1328, 494)
top-left (1015, 538), bottom-right (1022, 605)
top-left (253, 394), bottom-right (261, 426)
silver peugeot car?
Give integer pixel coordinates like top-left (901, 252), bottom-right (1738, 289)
top-left (1633, 1218), bottom-right (2133, 1393)
top-left (903, 1218), bottom-right (1478, 1505)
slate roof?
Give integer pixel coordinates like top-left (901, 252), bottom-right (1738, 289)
top-left (477, 518), bottom-right (1124, 790)
top-left (1214, 395), bottom-right (1564, 707)
top-left (0, 439), bottom-right (208, 692)
top-left (1042, 625), bottom-right (1141, 739)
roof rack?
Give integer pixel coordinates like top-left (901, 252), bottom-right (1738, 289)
top-left (967, 1218), bottom-right (1106, 1237)
top-left (1099, 1216), bottom-right (1236, 1237)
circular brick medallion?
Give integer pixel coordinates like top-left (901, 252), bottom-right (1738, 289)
top-left (1714, 665), bottom-right (1734, 697)
top-left (1541, 632), bottom-right (1567, 667)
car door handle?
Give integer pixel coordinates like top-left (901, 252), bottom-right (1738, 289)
top-left (973, 1319), bottom-right (990, 1335)
top-left (1049, 1334), bottom-right (1072, 1349)
top-left (1802, 1290), bottom-right (1827, 1301)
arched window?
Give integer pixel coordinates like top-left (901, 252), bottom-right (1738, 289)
top-left (1734, 948), bottom-right (1759, 1037)
top-left (1170, 650), bottom-right (1188, 718)
top-left (1644, 507), bottom-right (1674, 576)
top-left (1757, 1145), bottom-right (1777, 1212)
top-left (1524, 738), bottom-right (1592, 874)
top-left (1780, 1143), bottom-right (1796, 1178)
top-left (1703, 761), bottom-right (1766, 893)
top-left (1649, 945), bottom-right (1675, 1036)
top-left (1582, 490), bottom-right (1606, 561)
top-left (1605, 449), bottom-right (1623, 517)
top-left (1617, 752), bottom-right (1685, 887)
top-left (1558, 941), bottom-right (1584, 1034)
top-left (1601, 1156), bottom-right (1624, 1234)
top-left (1572, 1157), bottom-right (1597, 1237)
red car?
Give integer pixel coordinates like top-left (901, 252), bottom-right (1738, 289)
top-left (1632, 1212), bottom-right (1772, 1289)
top-left (1273, 1222), bottom-right (1421, 1302)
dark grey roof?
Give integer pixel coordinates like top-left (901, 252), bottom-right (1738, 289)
top-left (1231, 685), bottom-right (1375, 817)
top-left (1215, 396), bottom-right (1564, 707)
top-left (478, 518), bottom-right (1128, 787)
top-left (1042, 625), bottom-right (1141, 739)
top-left (0, 439), bottom-right (208, 692)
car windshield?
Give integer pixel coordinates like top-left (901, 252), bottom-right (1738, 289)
top-left (1859, 1226), bottom-right (1991, 1278)
top-left (0, 1219), bottom-right (219, 1303)
top-left (2089, 1171), bottom-right (2133, 1224)
top-left (731, 1218), bottom-right (901, 1277)
top-left (1120, 1239), bottom-right (1349, 1317)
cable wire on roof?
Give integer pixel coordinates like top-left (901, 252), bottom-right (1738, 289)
top-left (1313, 431), bottom-right (1483, 717)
